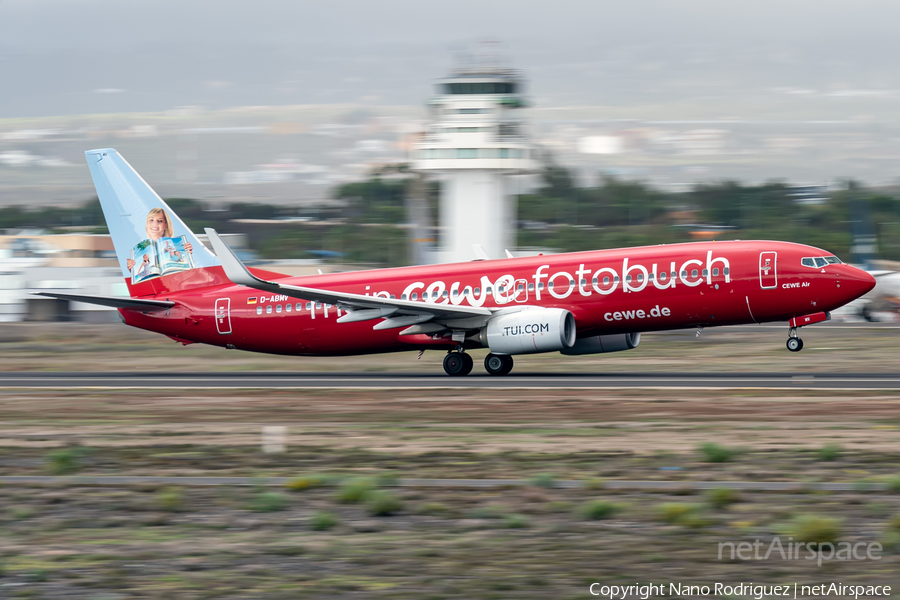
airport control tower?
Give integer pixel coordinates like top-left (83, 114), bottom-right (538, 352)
top-left (411, 58), bottom-right (538, 263)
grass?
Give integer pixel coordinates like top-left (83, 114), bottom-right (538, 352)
top-left (658, 502), bottom-right (701, 525)
top-left (311, 511), bottom-right (338, 531)
top-left (888, 514), bottom-right (900, 532)
top-left (886, 476), bottom-right (900, 493)
top-left (249, 491), bottom-right (289, 513)
top-left (789, 515), bottom-right (842, 546)
top-left (817, 444), bottom-right (843, 461)
top-left (706, 487), bottom-right (740, 509)
top-left (365, 491), bottom-right (403, 517)
top-left (46, 447), bottom-right (87, 475)
top-left (9, 506), bottom-right (35, 520)
top-left (529, 473), bottom-right (556, 489)
top-left (155, 487), bottom-right (185, 512)
top-left (698, 442), bottom-right (738, 463)
top-left (336, 478), bottom-right (376, 504)
top-left (285, 474), bottom-right (328, 491)
top-left (417, 502), bottom-right (450, 515)
top-left (579, 500), bottom-right (619, 520)
top-left (502, 514), bottom-right (529, 529)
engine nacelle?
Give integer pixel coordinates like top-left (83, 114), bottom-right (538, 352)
top-left (480, 308), bottom-right (576, 355)
top-left (560, 332), bottom-right (641, 355)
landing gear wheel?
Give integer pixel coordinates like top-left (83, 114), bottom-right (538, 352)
top-left (786, 337), bottom-right (803, 352)
top-left (484, 353), bottom-right (514, 376)
top-left (443, 352), bottom-right (472, 376)
top-left (460, 352), bottom-right (473, 376)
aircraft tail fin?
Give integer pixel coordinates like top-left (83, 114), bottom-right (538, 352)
top-left (84, 148), bottom-right (220, 293)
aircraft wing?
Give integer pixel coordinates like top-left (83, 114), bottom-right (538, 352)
top-left (32, 292), bottom-right (174, 311)
top-left (205, 229), bottom-right (492, 329)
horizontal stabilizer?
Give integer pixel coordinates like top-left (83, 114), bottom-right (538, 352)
top-left (32, 292), bottom-right (174, 311)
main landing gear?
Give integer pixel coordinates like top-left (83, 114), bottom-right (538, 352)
top-left (786, 327), bottom-right (804, 352)
top-left (442, 351), bottom-right (474, 377)
top-left (442, 351), bottom-right (515, 376)
top-left (484, 353), bottom-right (514, 376)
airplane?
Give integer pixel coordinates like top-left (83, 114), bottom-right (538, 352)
top-left (36, 149), bottom-right (876, 376)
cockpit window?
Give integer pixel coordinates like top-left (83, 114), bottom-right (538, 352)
top-left (802, 256), bottom-right (842, 268)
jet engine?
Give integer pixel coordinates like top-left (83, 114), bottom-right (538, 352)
top-left (479, 308), bottom-right (576, 355)
top-left (560, 332), bottom-right (641, 355)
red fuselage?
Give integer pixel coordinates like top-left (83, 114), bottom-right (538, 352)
top-left (120, 240), bottom-right (875, 356)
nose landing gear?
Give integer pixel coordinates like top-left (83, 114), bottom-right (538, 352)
top-left (786, 328), bottom-right (804, 352)
top-left (442, 351), bottom-right (474, 376)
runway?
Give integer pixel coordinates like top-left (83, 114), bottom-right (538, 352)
top-left (3, 371), bottom-right (900, 389)
top-left (0, 475), bottom-right (891, 492)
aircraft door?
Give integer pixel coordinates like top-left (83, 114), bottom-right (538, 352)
top-left (215, 298), bottom-right (232, 334)
top-left (759, 252), bottom-right (777, 289)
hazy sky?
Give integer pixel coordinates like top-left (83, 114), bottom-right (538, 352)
top-left (2, 0), bottom-right (900, 116)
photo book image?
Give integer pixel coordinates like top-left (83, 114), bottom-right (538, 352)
top-left (131, 236), bottom-right (194, 284)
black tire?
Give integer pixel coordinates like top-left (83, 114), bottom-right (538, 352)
top-left (786, 337), bottom-right (803, 352)
top-left (443, 352), bottom-right (468, 376)
top-left (484, 353), bottom-right (514, 376)
top-left (459, 352), bottom-right (474, 376)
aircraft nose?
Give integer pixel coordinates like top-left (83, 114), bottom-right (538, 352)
top-left (840, 265), bottom-right (876, 299)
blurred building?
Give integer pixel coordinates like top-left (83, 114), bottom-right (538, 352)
top-left (0, 231), bottom-right (247, 322)
top-left (0, 232), bottom-right (122, 322)
top-left (411, 60), bottom-right (539, 263)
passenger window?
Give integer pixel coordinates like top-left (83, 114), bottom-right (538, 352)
top-left (285, 304), bottom-right (291, 312)
top-left (648, 273), bottom-right (654, 280)
top-left (614, 276), bottom-right (620, 283)
top-left (528, 283), bottom-right (534, 291)
top-left (256, 306), bottom-right (262, 315)
top-left (296, 303), bottom-right (302, 311)
top-left (691, 269), bottom-right (698, 278)
top-left (315, 302), bottom-right (322, 309)
top-left (474, 287), bottom-right (481, 295)
top-left (712, 268), bottom-right (719, 276)
top-left (266, 305), bottom-right (273, 314)
top-left (603, 277), bottom-right (610, 285)
top-left (411, 293), bottom-right (418, 300)
top-left (702, 269), bottom-right (708, 277)
top-left (390, 294), bottom-right (396, 299)
top-left (442, 291), bottom-right (448, 298)
top-left (723, 268), bottom-right (729, 276)
top-left (518, 283), bottom-right (524, 291)
top-left (637, 274), bottom-right (643, 282)
top-left (306, 302), bottom-right (312, 310)
top-left (452, 290), bottom-right (459, 296)
top-left (401, 294), bottom-right (407, 300)
top-left (548, 282), bottom-right (554, 289)
top-left (487, 287), bottom-right (493, 293)
top-left (625, 275), bottom-right (632, 283)
top-left (537, 283), bottom-right (544, 290)
top-left (681, 270), bottom-right (687, 277)
top-left (276, 304), bottom-right (282, 313)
